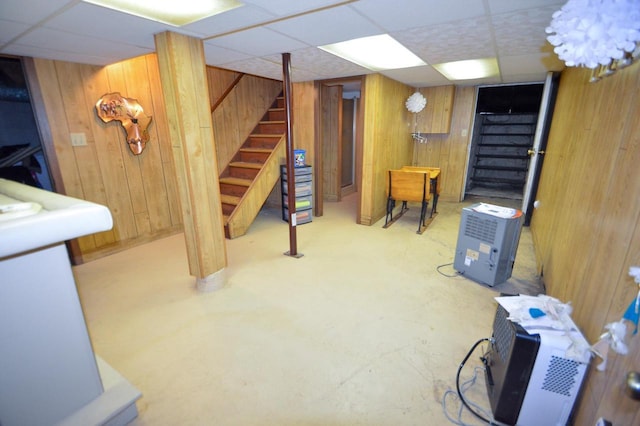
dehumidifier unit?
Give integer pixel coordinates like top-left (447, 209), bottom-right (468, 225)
top-left (453, 203), bottom-right (523, 286)
top-left (484, 304), bottom-right (589, 426)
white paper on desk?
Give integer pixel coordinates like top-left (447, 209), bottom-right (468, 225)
top-left (473, 203), bottom-right (517, 218)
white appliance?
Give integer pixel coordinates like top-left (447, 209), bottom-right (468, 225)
top-left (453, 203), bottom-right (524, 286)
top-left (485, 301), bottom-right (590, 426)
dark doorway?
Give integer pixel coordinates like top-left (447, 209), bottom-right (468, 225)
top-left (317, 77), bottom-right (363, 221)
top-left (0, 56), bottom-right (53, 191)
top-left (465, 83), bottom-right (544, 200)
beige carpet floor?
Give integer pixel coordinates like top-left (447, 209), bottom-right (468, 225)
top-left (73, 193), bottom-right (543, 425)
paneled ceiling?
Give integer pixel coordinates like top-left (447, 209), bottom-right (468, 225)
top-left (0, 0), bottom-right (567, 87)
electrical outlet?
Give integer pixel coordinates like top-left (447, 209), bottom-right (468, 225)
top-left (70, 132), bottom-right (87, 146)
top-left (461, 128), bottom-right (468, 137)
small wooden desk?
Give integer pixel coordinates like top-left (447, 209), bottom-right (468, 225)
top-left (401, 166), bottom-right (441, 218)
top-left (384, 169), bottom-right (432, 233)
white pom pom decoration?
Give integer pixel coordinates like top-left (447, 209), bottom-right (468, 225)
top-left (546, 0), bottom-right (640, 69)
top-left (405, 92), bottom-right (427, 113)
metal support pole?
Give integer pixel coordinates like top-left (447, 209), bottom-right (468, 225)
top-left (282, 53), bottom-right (302, 258)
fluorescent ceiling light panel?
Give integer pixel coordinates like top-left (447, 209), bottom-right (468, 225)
top-left (319, 34), bottom-right (426, 71)
top-left (433, 58), bottom-right (499, 80)
top-left (83, 0), bottom-right (243, 26)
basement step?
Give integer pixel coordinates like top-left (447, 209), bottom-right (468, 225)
top-left (229, 161), bottom-right (263, 169)
top-left (471, 176), bottom-right (525, 185)
top-left (247, 134), bottom-right (282, 148)
top-left (219, 177), bottom-right (252, 187)
top-left (267, 107), bottom-right (285, 121)
top-left (256, 124), bottom-right (285, 134)
top-left (473, 165), bottom-right (528, 171)
top-left (220, 194), bottom-right (241, 205)
top-left (238, 147), bottom-right (273, 163)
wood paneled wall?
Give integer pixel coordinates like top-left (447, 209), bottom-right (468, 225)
top-left (265, 80), bottom-right (317, 209)
top-left (321, 84), bottom-right (342, 202)
top-left (206, 66), bottom-right (241, 106)
top-left (27, 56), bottom-right (283, 263)
top-left (360, 74), bottom-right (414, 225)
top-left (412, 86), bottom-right (476, 202)
top-left (414, 85), bottom-right (456, 133)
top-left (28, 55), bottom-right (182, 263)
top-left (209, 71), bottom-right (282, 172)
top-left (292, 81), bottom-right (317, 166)
top-left (531, 64), bottom-right (640, 425)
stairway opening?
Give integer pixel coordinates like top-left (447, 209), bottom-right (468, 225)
top-left (464, 83), bottom-right (544, 201)
top-left (0, 57), bottom-right (53, 191)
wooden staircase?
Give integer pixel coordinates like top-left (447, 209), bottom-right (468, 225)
top-left (219, 95), bottom-right (287, 238)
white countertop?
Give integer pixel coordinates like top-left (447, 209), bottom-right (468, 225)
top-left (0, 178), bottom-right (113, 258)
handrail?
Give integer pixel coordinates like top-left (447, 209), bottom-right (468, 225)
top-left (210, 72), bottom-right (245, 113)
top-left (0, 145), bottom-right (42, 168)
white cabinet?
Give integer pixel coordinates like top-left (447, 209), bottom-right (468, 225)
top-left (0, 179), bottom-right (140, 426)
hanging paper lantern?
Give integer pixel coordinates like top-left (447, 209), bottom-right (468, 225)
top-left (405, 92), bottom-right (427, 113)
top-left (546, 0), bottom-right (640, 68)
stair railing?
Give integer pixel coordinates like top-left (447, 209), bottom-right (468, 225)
top-left (210, 72), bottom-right (245, 113)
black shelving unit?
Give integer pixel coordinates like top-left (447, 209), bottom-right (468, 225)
top-left (281, 165), bottom-right (313, 225)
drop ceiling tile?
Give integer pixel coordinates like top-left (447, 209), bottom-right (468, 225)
top-left (393, 18), bottom-right (495, 65)
top-left (2, 42), bottom-right (122, 66)
top-left (487, 0), bottom-right (565, 15)
top-left (17, 27), bottom-right (152, 60)
top-left (351, 0), bottom-right (485, 32)
top-left (243, 0), bottom-right (353, 17)
top-left (0, 0), bottom-right (569, 89)
top-left (186, 5), bottom-right (277, 37)
top-left (0, 0), bottom-right (73, 25)
top-left (266, 5), bottom-right (381, 46)
top-left (492, 6), bottom-right (558, 56)
top-left (267, 47), bottom-right (372, 80)
top-left (380, 65), bottom-right (451, 88)
top-left (220, 56), bottom-right (285, 80)
top-left (207, 27), bottom-right (309, 57)
top-left (204, 43), bottom-right (252, 65)
top-left (0, 20), bottom-right (30, 45)
top-left (42, 2), bottom-right (170, 49)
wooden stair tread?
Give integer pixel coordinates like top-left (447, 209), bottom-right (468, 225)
top-left (229, 161), bottom-right (263, 169)
top-left (249, 134), bottom-right (282, 138)
top-left (259, 120), bottom-right (285, 124)
top-left (220, 176), bottom-right (252, 186)
top-left (239, 147), bottom-right (273, 153)
top-left (220, 194), bottom-right (241, 205)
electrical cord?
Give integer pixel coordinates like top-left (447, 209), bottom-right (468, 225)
top-left (442, 337), bottom-right (502, 425)
top-left (442, 366), bottom-right (491, 426)
top-left (436, 262), bottom-right (464, 278)
top-left (456, 338), bottom-right (493, 424)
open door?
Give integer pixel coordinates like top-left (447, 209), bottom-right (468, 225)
top-left (321, 84), bottom-right (342, 202)
top-left (521, 72), bottom-right (560, 225)
top-left (317, 77), bottom-right (363, 221)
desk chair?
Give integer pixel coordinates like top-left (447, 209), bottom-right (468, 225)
top-left (384, 169), bottom-right (431, 234)
top-left (400, 166), bottom-right (441, 217)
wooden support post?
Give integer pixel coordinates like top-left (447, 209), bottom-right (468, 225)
top-left (154, 31), bottom-right (228, 290)
top-left (282, 53), bottom-right (302, 258)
